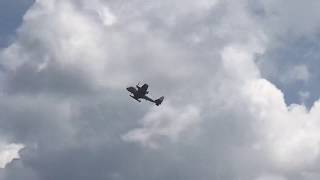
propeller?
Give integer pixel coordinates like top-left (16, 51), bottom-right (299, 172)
top-left (136, 81), bottom-right (141, 89)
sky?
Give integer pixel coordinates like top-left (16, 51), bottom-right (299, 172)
top-left (1, 0), bottom-right (320, 179)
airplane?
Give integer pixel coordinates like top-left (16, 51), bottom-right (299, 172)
top-left (126, 82), bottom-right (164, 106)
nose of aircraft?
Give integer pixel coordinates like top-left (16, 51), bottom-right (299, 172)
top-left (126, 87), bottom-right (133, 92)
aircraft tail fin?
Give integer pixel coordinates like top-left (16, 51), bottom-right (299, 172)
top-left (155, 96), bottom-right (164, 106)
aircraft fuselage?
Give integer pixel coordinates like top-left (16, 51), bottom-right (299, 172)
top-left (126, 83), bottom-right (164, 106)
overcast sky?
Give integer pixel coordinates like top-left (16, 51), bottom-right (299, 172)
top-left (1, 0), bottom-right (320, 179)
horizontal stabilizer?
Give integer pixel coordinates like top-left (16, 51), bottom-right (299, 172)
top-left (155, 96), bottom-right (164, 106)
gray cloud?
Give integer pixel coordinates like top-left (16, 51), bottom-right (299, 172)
top-left (1, 0), bottom-right (320, 180)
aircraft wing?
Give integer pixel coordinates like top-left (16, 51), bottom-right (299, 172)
top-left (139, 84), bottom-right (149, 95)
top-left (127, 87), bottom-right (137, 94)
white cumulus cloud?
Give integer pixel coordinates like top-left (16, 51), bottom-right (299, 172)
top-left (0, 143), bottom-right (24, 168)
top-left (1, 0), bottom-right (320, 179)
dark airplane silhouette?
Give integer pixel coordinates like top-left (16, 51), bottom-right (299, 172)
top-left (127, 83), bottom-right (164, 106)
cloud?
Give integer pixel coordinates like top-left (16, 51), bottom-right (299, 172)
top-left (122, 103), bottom-right (201, 148)
top-left (0, 143), bottom-right (24, 168)
top-left (254, 174), bottom-right (287, 180)
top-left (243, 79), bottom-right (320, 170)
top-left (1, 0), bottom-right (320, 179)
top-left (279, 65), bottom-right (311, 84)
top-left (250, 0), bottom-right (320, 38)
